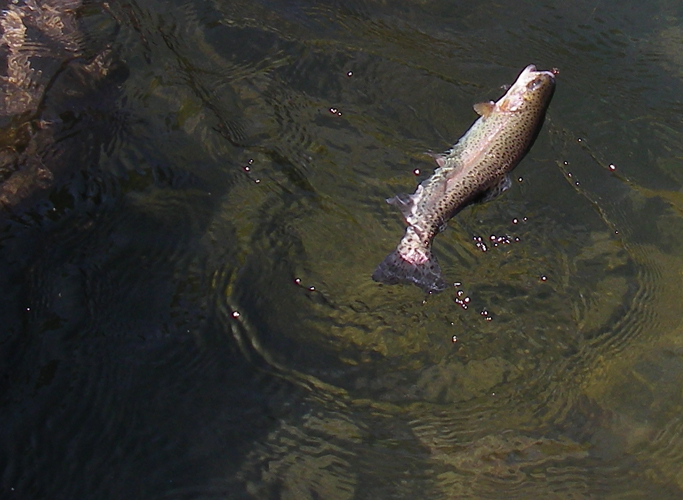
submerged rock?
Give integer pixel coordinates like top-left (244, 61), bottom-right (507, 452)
top-left (0, 0), bottom-right (126, 216)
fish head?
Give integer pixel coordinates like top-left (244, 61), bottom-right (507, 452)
top-left (497, 64), bottom-right (556, 114)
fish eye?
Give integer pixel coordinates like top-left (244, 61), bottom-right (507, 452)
top-left (527, 78), bottom-right (544, 91)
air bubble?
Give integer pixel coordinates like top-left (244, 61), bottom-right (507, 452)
top-left (454, 289), bottom-right (470, 309)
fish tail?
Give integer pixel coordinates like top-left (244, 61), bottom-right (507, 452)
top-left (372, 248), bottom-right (446, 293)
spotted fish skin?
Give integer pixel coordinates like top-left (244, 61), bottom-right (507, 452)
top-left (373, 64), bottom-right (556, 293)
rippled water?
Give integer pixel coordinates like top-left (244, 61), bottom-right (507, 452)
top-left (3, 0), bottom-right (683, 498)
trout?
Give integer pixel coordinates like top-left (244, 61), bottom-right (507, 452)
top-left (372, 64), bottom-right (556, 293)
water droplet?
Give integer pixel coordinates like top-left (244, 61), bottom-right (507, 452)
top-left (454, 290), bottom-right (470, 310)
top-left (473, 235), bottom-right (488, 252)
top-left (231, 311), bottom-right (240, 318)
top-left (347, 71), bottom-right (353, 77)
top-left (512, 218), bottom-right (518, 224)
top-left (540, 275), bottom-right (548, 282)
top-left (308, 286), bottom-right (316, 291)
top-left (413, 169), bottom-right (421, 176)
top-left (452, 335), bottom-right (458, 343)
top-left (329, 107), bottom-right (338, 114)
top-left (294, 278), bottom-right (302, 285)
top-left (609, 164), bottom-right (617, 171)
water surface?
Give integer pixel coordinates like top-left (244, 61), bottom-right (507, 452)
top-left (3, 0), bottom-right (683, 498)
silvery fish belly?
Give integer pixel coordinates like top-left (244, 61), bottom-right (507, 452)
top-left (372, 64), bottom-right (556, 293)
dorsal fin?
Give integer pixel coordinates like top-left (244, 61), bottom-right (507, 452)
top-left (473, 101), bottom-right (495, 117)
top-left (426, 151), bottom-right (448, 168)
top-left (387, 193), bottom-right (417, 219)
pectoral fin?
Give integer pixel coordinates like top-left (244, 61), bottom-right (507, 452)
top-left (473, 101), bottom-right (495, 117)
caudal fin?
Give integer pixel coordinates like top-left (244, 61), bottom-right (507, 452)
top-left (372, 249), bottom-right (447, 293)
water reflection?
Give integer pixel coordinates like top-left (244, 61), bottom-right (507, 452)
top-left (3, 0), bottom-right (683, 498)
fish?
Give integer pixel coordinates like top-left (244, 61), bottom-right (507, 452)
top-left (372, 64), bottom-right (556, 293)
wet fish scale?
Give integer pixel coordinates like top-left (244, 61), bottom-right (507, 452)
top-left (373, 65), bottom-right (556, 293)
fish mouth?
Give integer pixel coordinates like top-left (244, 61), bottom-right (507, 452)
top-left (523, 64), bottom-right (557, 81)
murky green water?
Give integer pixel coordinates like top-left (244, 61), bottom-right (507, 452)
top-left (3, 0), bottom-right (683, 498)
